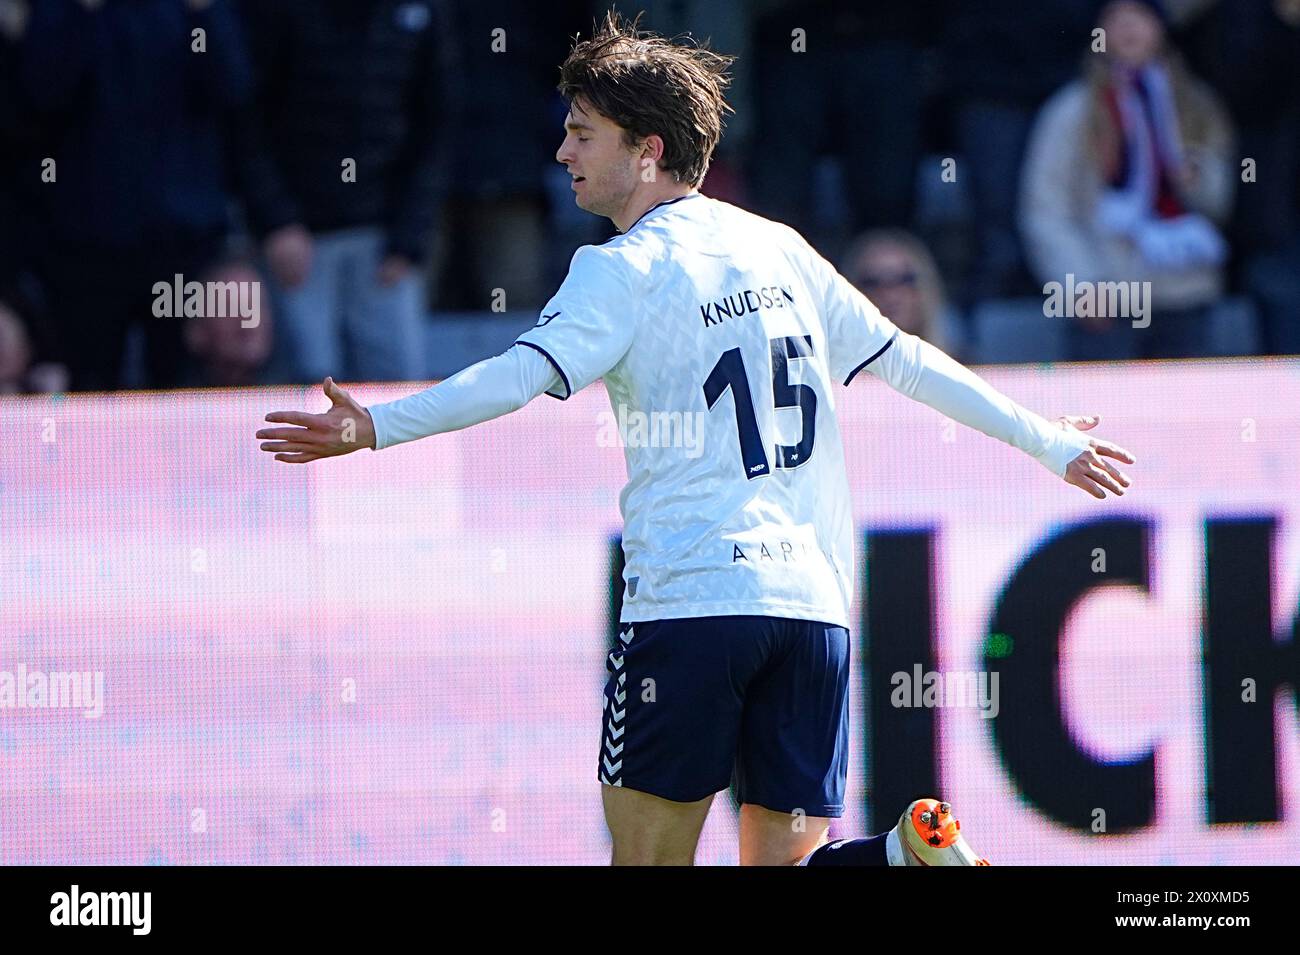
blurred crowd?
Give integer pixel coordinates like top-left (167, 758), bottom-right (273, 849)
top-left (0, 0), bottom-right (1297, 394)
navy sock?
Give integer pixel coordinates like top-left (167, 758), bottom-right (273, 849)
top-left (803, 832), bottom-right (890, 866)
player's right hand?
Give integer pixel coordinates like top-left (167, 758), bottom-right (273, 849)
top-left (257, 377), bottom-right (376, 463)
top-left (1053, 414), bottom-right (1135, 499)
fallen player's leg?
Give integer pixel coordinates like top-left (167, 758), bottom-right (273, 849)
top-left (800, 798), bottom-right (991, 866)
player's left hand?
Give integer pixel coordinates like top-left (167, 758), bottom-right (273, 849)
top-left (256, 377), bottom-right (376, 463)
top-left (1053, 414), bottom-right (1135, 500)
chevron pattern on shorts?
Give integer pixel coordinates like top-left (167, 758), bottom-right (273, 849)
top-left (599, 625), bottom-right (635, 786)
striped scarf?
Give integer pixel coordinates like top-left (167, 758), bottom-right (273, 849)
top-left (1101, 63), bottom-right (1186, 221)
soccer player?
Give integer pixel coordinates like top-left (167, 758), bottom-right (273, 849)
top-left (255, 12), bottom-right (1136, 866)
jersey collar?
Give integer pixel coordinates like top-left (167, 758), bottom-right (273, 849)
top-left (618, 191), bottom-right (704, 234)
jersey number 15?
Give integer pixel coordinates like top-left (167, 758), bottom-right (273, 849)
top-left (702, 335), bottom-right (817, 480)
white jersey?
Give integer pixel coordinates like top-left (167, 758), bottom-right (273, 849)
top-left (515, 193), bottom-right (900, 629)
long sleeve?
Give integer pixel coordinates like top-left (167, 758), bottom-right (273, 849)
top-left (367, 343), bottom-right (562, 451)
top-left (863, 330), bottom-right (1092, 477)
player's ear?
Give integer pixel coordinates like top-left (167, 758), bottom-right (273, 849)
top-left (639, 133), bottom-right (666, 164)
top-left (636, 135), bottom-right (666, 183)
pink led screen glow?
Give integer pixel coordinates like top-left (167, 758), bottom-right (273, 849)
top-left (1, 357), bottom-right (1297, 864)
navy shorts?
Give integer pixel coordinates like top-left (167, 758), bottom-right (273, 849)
top-left (599, 614), bottom-right (850, 817)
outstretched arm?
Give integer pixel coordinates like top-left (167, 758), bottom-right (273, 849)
top-left (807, 225), bottom-right (1132, 497)
top-left (256, 344), bottom-right (561, 463)
top-left (863, 331), bottom-right (1136, 499)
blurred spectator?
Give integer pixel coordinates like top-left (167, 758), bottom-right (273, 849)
top-left (1182, 0), bottom-right (1300, 356)
top-left (17, 0), bottom-right (253, 392)
top-left (841, 229), bottom-right (955, 355)
top-left (749, 1), bottom-right (932, 254)
top-left (1, 0), bottom-right (67, 393)
top-left (1020, 0), bottom-right (1234, 361)
top-left (183, 256), bottom-right (273, 387)
top-left (0, 301), bottom-right (29, 394)
top-left (239, 0), bottom-right (458, 385)
top-left (940, 0), bottom-right (1103, 306)
top-left (427, 0), bottom-right (551, 312)
top-left (0, 0), bottom-right (30, 391)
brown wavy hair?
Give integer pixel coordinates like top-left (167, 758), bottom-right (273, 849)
top-left (557, 10), bottom-right (735, 187)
